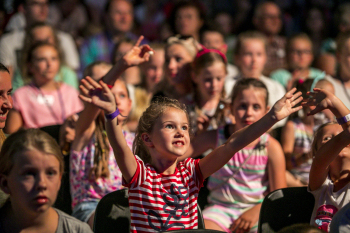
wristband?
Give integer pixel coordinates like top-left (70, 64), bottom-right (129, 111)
top-left (105, 109), bottom-right (120, 120)
top-left (336, 113), bottom-right (350, 125)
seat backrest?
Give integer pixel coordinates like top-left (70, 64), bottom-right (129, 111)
top-left (257, 187), bottom-right (315, 233)
top-left (93, 188), bottom-right (205, 233)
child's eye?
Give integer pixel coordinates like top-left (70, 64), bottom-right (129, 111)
top-left (253, 104), bottom-right (261, 110)
top-left (182, 125), bottom-right (188, 130)
top-left (47, 169), bottom-right (58, 177)
top-left (119, 94), bottom-right (126, 98)
top-left (322, 136), bottom-right (332, 142)
top-left (165, 124), bottom-right (173, 129)
top-left (175, 57), bottom-right (183, 62)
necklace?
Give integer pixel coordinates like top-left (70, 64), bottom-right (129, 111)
top-left (32, 82), bottom-right (66, 123)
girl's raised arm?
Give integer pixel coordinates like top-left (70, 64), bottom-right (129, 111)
top-left (102, 36), bottom-right (152, 85)
top-left (302, 88), bottom-right (350, 190)
top-left (80, 78), bottom-right (137, 182)
top-left (199, 88), bottom-right (303, 179)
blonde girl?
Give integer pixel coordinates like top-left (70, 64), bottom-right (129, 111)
top-left (4, 42), bottom-right (83, 134)
top-left (70, 62), bottom-right (133, 228)
top-left (302, 88), bottom-right (350, 232)
top-left (187, 78), bottom-right (286, 233)
top-left (189, 48), bottom-right (228, 133)
top-left (79, 36), bottom-right (302, 232)
top-left (0, 129), bottom-right (92, 233)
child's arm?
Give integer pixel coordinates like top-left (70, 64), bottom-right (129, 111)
top-left (230, 137), bottom-right (286, 233)
top-left (199, 88), bottom-right (303, 179)
top-left (80, 78), bottom-right (137, 182)
top-left (281, 121), bottom-right (296, 170)
top-left (303, 88), bottom-right (350, 191)
top-left (102, 36), bottom-right (152, 85)
top-left (71, 79), bottom-right (102, 151)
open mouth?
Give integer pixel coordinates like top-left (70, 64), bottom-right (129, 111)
top-left (173, 141), bottom-right (184, 146)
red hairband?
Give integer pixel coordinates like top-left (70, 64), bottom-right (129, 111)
top-left (195, 45), bottom-right (227, 64)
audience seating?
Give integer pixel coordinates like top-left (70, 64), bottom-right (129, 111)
top-left (258, 187), bottom-right (315, 233)
top-left (93, 188), bottom-right (206, 233)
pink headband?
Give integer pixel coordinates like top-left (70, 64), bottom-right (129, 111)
top-left (195, 45), bottom-right (227, 64)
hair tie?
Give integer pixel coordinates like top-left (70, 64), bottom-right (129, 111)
top-left (195, 45), bottom-right (227, 64)
top-left (298, 79), bottom-right (304, 84)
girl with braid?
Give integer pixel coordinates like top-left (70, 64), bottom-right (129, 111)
top-left (69, 61), bottom-right (133, 229)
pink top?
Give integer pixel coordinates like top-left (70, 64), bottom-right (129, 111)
top-left (124, 156), bottom-right (204, 232)
top-left (12, 83), bottom-right (83, 128)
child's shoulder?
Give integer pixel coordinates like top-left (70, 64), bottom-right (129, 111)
top-left (55, 208), bottom-right (93, 233)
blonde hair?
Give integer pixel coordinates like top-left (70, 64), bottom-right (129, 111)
top-left (0, 129), bottom-right (64, 176)
top-left (132, 97), bottom-right (190, 163)
top-left (166, 35), bottom-right (199, 58)
top-left (234, 31), bottom-right (267, 56)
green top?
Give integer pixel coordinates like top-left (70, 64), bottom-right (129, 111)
top-left (12, 65), bottom-right (79, 91)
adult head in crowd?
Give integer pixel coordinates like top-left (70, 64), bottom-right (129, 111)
top-left (80, 0), bottom-right (146, 73)
top-left (169, 1), bottom-right (206, 42)
top-left (152, 35), bottom-right (198, 104)
top-left (253, 1), bottom-right (286, 76)
top-left (0, 0), bottom-right (80, 75)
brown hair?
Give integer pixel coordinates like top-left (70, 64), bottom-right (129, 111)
top-left (0, 129), bottom-right (64, 176)
top-left (231, 78), bottom-right (269, 107)
top-left (286, 33), bottom-right (313, 54)
top-left (132, 97), bottom-right (190, 163)
top-left (234, 31), bottom-right (267, 56)
top-left (336, 31), bottom-right (350, 54)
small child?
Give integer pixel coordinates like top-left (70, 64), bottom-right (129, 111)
top-left (189, 47), bottom-right (228, 133)
top-left (302, 88), bottom-right (350, 232)
top-left (0, 129), bottom-right (92, 232)
top-left (70, 62), bottom-right (133, 228)
top-left (188, 78), bottom-right (286, 232)
top-left (4, 41), bottom-right (83, 134)
top-left (79, 36), bottom-right (302, 232)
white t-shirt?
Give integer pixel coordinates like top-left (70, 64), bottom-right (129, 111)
top-left (0, 29), bottom-right (79, 71)
top-left (309, 177), bottom-right (350, 232)
top-left (325, 75), bottom-right (350, 109)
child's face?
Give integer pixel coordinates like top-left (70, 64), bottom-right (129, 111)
top-left (147, 107), bottom-right (190, 159)
top-left (232, 87), bottom-right (267, 129)
top-left (1, 149), bottom-right (61, 214)
top-left (30, 45), bottom-right (60, 83)
top-left (236, 39), bottom-right (266, 78)
top-left (0, 71), bottom-right (13, 129)
top-left (165, 44), bottom-right (193, 85)
top-left (201, 31), bottom-right (226, 53)
top-left (193, 61), bottom-right (226, 101)
top-left (288, 38), bottom-right (313, 70)
top-left (144, 49), bottom-right (164, 90)
top-left (111, 79), bottom-right (132, 122)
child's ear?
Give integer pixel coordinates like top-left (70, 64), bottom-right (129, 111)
top-left (266, 105), bottom-right (270, 113)
top-left (141, 133), bottom-right (154, 147)
top-left (0, 175), bottom-right (10, 195)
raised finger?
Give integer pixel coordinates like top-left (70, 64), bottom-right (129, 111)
top-left (80, 79), bottom-right (94, 90)
top-left (290, 91), bottom-right (302, 102)
top-left (86, 76), bottom-right (102, 89)
top-left (79, 94), bottom-right (92, 103)
top-left (134, 35), bottom-right (144, 48)
top-left (79, 85), bottom-right (90, 96)
top-left (291, 96), bottom-right (304, 107)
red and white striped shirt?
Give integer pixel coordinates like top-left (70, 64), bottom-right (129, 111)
top-left (123, 156), bottom-right (204, 232)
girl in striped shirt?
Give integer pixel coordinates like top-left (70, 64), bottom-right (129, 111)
top-left (79, 37), bottom-right (303, 232)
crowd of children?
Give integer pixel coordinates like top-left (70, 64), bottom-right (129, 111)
top-left (3, 0), bottom-right (350, 233)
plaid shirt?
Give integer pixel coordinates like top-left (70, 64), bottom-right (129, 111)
top-left (263, 35), bottom-right (287, 76)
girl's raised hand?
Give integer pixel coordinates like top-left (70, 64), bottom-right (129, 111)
top-left (301, 88), bottom-right (337, 116)
top-left (122, 36), bottom-right (153, 67)
top-left (79, 77), bottom-right (116, 114)
top-left (271, 88), bottom-right (303, 121)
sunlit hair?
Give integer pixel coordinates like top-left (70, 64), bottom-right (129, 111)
top-left (234, 31), bottom-right (267, 56)
top-left (231, 78), bottom-right (269, 107)
top-left (132, 97), bottom-right (191, 163)
top-left (311, 121), bottom-right (337, 159)
top-left (24, 41), bottom-right (62, 81)
top-left (0, 129), bottom-right (64, 176)
top-left (166, 35), bottom-right (199, 58)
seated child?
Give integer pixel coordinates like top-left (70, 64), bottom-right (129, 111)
top-left (0, 129), bottom-right (92, 232)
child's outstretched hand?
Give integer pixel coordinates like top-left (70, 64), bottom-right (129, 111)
top-left (79, 77), bottom-right (116, 114)
top-left (122, 35), bottom-right (153, 67)
top-left (271, 88), bottom-right (303, 121)
top-left (301, 88), bottom-right (338, 116)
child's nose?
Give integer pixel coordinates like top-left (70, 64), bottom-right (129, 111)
top-left (36, 174), bottom-right (47, 190)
